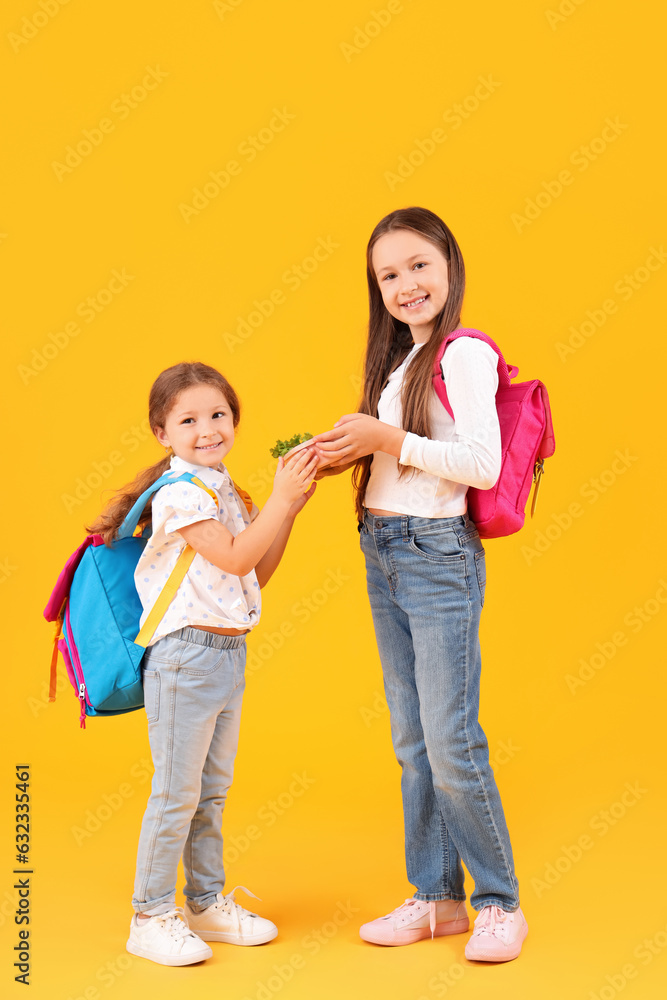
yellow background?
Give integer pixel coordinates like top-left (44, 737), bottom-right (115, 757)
top-left (2, 1), bottom-right (665, 997)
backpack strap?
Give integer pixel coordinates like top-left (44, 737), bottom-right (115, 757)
top-left (134, 544), bottom-right (197, 647)
top-left (431, 328), bottom-right (517, 419)
top-left (117, 472), bottom-right (219, 540)
top-left (233, 482), bottom-right (254, 516)
top-left (132, 474), bottom-right (219, 648)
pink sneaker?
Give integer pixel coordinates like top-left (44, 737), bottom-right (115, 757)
top-left (464, 905), bottom-right (528, 962)
top-left (359, 898), bottom-right (469, 946)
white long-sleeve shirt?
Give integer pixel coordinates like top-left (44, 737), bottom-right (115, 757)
top-left (364, 337), bottom-right (501, 518)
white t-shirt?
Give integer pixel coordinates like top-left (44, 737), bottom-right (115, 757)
top-left (134, 455), bottom-right (261, 644)
top-left (364, 337), bottom-right (501, 518)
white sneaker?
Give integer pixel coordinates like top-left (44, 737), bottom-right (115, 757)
top-left (184, 886), bottom-right (278, 945)
top-left (126, 908), bottom-right (213, 966)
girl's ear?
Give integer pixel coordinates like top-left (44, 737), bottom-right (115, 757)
top-left (154, 426), bottom-right (169, 448)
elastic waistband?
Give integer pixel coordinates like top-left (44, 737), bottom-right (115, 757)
top-left (167, 627), bottom-right (247, 650)
top-left (361, 508), bottom-right (471, 537)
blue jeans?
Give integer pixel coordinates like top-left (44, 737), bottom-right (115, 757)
top-left (132, 628), bottom-right (246, 915)
top-left (360, 510), bottom-right (520, 912)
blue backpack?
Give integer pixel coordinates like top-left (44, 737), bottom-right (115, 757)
top-left (44, 471), bottom-right (219, 728)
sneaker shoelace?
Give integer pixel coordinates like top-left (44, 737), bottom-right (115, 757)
top-left (147, 907), bottom-right (195, 944)
top-left (473, 905), bottom-right (508, 938)
top-left (387, 898), bottom-right (438, 938)
top-left (214, 885), bottom-right (261, 938)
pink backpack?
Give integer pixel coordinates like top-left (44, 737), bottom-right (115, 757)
top-left (432, 328), bottom-right (555, 538)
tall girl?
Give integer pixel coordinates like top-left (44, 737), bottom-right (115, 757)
top-left (313, 208), bottom-right (528, 962)
top-left (88, 361), bottom-right (318, 967)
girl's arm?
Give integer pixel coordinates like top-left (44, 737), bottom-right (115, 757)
top-left (177, 450), bottom-right (318, 577)
top-left (312, 339), bottom-right (500, 489)
top-left (254, 482), bottom-right (316, 587)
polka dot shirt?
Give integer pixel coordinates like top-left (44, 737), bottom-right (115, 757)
top-left (135, 456), bottom-right (261, 645)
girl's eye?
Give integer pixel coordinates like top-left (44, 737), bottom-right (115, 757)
top-left (213, 411), bottom-right (226, 419)
top-left (382, 273), bottom-right (396, 281)
top-left (413, 262), bottom-right (427, 270)
top-left (181, 417), bottom-right (195, 424)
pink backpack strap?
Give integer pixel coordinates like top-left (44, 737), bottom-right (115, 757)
top-left (432, 328), bottom-right (517, 418)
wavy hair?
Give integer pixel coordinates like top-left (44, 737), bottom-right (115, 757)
top-left (352, 207), bottom-right (466, 519)
top-left (87, 362), bottom-right (241, 545)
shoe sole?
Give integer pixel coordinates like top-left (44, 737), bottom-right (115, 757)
top-left (191, 926), bottom-right (278, 945)
top-left (359, 916), bottom-right (470, 947)
top-left (464, 923), bottom-right (528, 963)
top-left (126, 939), bottom-right (213, 966)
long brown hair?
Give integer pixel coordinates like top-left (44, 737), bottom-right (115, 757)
top-left (87, 362), bottom-right (241, 545)
top-left (352, 207), bottom-right (466, 519)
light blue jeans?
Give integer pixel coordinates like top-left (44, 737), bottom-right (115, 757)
top-left (132, 627), bottom-right (246, 915)
top-left (360, 510), bottom-right (520, 912)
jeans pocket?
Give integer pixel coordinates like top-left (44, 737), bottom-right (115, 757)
top-left (408, 528), bottom-right (464, 564)
top-left (143, 669), bottom-right (160, 724)
top-left (179, 644), bottom-right (231, 676)
top-left (474, 550), bottom-right (486, 606)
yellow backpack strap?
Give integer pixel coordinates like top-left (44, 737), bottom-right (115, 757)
top-left (135, 546), bottom-right (196, 647)
top-left (190, 476), bottom-right (219, 504)
top-left (134, 476), bottom-right (220, 648)
top-left (232, 482), bottom-right (254, 515)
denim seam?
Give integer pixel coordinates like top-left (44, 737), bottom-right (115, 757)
top-left (470, 900), bottom-right (519, 913)
top-left (414, 892), bottom-right (467, 902)
top-left (138, 669), bottom-right (178, 904)
top-left (439, 814), bottom-right (449, 894)
top-left (460, 603), bottom-right (519, 906)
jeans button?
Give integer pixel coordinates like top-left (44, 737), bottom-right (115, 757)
top-left (376, 521), bottom-right (384, 529)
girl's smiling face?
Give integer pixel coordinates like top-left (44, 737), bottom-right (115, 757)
top-left (372, 229), bottom-right (450, 343)
top-left (155, 384), bottom-right (235, 468)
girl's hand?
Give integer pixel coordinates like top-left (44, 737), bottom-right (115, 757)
top-left (312, 414), bottom-right (407, 466)
top-left (287, 480), bottom-right (317, 517)
top-left (272, 449), bottom-right (319, 506)
top-left (312, 461), bottom-right (355, 480)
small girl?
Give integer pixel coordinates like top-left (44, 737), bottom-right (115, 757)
top-left (88, 361), bottom-right (318, 967)
top-left (313, 208), bottom-right (528, 962)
